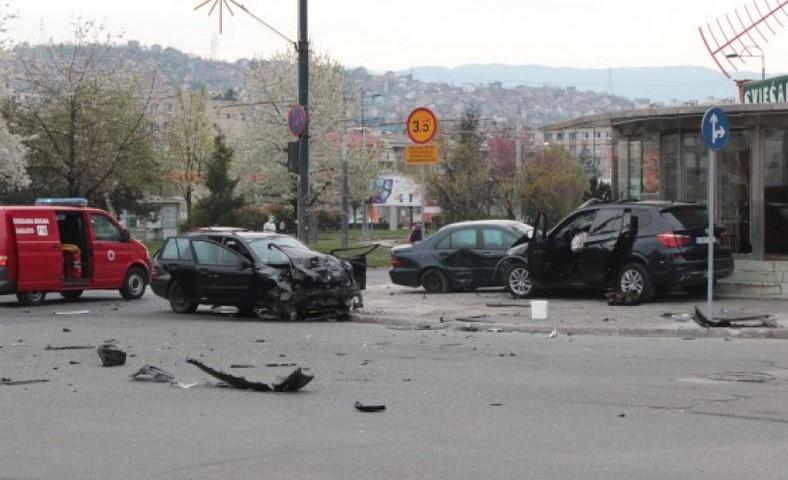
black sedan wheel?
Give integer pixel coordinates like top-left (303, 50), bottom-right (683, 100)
top-left (506, 263), bottom-right (535, 298)
top-left (421, 268), bottom-right (449, 293)
top-left (617, 262), bottom-right (654, 303)
top-left (168, 282), bottom-right (198, 314)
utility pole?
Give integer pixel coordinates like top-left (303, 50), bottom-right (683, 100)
top-left (513, 114), bottom-right (523, 221)
top-left (296, 0), bottom-right (309, 242)
top-left (340, 130), bottom-right (349, 248)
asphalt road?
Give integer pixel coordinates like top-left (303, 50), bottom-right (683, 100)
top-left (2, 281), bottom-right (788, 479)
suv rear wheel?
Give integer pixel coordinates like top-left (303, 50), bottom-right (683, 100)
top-left (617, 262), bottom-right (654, 302)
top-left (506, 263), bottom-right (536, 298)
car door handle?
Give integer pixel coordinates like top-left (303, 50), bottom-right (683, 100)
top-left (482, 252), bottom-right (496, 257)
top-left (167, 264), bottom-right (179, 271)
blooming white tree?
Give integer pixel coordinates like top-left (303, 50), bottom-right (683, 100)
top-left (236, 50), bottom-right (378, 217)
top-left (0, 1), bottom-right (30, 193)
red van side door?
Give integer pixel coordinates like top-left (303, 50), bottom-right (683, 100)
top-left (89, 212), bottom-right (131, 288)
top-left (12, 210), bottom-right (63, 292)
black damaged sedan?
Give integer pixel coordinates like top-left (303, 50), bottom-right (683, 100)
top-left (151, 229), bottom-right (362, 320)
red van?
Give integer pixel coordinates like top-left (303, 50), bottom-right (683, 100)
top-left (0, 199), bottom-right (150, 305)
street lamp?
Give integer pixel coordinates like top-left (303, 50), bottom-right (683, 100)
top-left (726, 45), bottom-right (765, 80)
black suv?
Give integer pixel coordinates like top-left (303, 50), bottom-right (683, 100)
top-left (150, 229), bottom-right (362, 320)
top-left (495, 201), bottom-right (734, 302)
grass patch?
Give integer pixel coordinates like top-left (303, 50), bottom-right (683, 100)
top-left (311, 228), bottom-right (409, 268)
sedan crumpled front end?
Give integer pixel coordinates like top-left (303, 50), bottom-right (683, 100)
top-left (256, 252), bottom-right (362, 321)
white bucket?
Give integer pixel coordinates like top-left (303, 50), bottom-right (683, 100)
top-left (531, 300), bottom-right (548, 321)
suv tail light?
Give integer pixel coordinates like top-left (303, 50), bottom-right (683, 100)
top-left (390, 255), bottom-right (404, 268)
top-left (657, 232), bottom-right (691, 248)
top-left (0, 255), bottom-right (7, 267)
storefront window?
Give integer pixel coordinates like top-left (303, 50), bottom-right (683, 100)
top-left (661, 134), bottom-right (679, 200)
top-left (764, 129), bottom-right (788, 255)
top-left (682, 134), bottom-right (708, 203)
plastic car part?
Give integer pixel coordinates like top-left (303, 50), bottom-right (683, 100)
top-left (96, 344), bottom-right (127, 367)
top-left (186, 358), bottom-right (314, 392)
top-left (354, 401), bottom-right (386, 412)
top-left (130, 365), bottom-right (176, 383)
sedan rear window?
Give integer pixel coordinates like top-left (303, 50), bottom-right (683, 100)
top-left (662, 206), bottom-right (708, 230)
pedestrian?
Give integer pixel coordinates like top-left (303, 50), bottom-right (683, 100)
top-left (263, 216), bottom-right (276, 232)
top-left (408, 222), bottom-right (422, 243)
top-left (278, 220), bottom-right (286, 233)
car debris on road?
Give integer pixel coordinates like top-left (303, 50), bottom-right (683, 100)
top-left (354, 401), bottom-right (386, 412)
top-left (186, 358), bottom-right (313, 392)
top-left (692, 307), bottom-right (779, 328)
top-left (1, 378), bottom-right (50, 386)
top-left (45, 344), bottom-right (94, 351)
top-left (96, 344), bottom-right (126, 367)
top-left (131, 365), bottom-right (176, 383)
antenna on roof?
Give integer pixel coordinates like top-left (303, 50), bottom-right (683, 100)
top-left (699, 0), bottom-right (788, 78)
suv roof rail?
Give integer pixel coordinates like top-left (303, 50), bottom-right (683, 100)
top-left (189, 226), bottom-right (249, 233)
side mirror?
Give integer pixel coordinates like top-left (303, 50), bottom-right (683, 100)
top-left (241, 259), bottom-right (254, 270)
top-left (120, 229), bottom-right (130, 242)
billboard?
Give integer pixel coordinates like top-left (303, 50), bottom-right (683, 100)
top-left (371, 175), bottom-right (422, 206)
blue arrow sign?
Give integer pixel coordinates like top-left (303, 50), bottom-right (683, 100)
top-left (701, 107), bottom-right (730, 151)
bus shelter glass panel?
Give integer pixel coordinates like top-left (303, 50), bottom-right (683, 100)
top-left (764, 129), bottom-right (788, 255)
top-left (682, 134), bottom-right (709, 203)
top-left (661, 134), bottom-right (679, 200)
top-left (614, 140), bottom-right (628, 199)
top-left (642, 135), bottom-right (660, 197)
top-left (628, 140), bottom-right (642, 199)
top-left (719, 132), bottom-right (751, 253)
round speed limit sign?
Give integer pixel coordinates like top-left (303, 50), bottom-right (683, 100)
top-left (407, 107), bottom-right (438, 144)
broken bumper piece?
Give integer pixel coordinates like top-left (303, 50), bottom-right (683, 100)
top-left (186, 358), bottom-right (313, 392)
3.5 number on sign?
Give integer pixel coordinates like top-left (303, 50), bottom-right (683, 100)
top-left (406, 107), bottom-right (438, 144)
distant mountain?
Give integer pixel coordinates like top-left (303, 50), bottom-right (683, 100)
top-left (401, 64), bottom-right (761, 103)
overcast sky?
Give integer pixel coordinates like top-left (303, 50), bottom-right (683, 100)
top-left (5, 0), bottom-right (788, 75)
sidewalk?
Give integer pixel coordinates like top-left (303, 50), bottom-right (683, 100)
top-left (357, 278), bottom-right (788, 339)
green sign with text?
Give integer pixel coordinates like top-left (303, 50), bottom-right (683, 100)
top-left (743, 75), bottom-right (788, 104)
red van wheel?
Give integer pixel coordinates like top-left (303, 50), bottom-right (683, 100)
top-left (17, 291), bottom-right (46, 306)
top-left (120, 267), bottom-right (147, 300)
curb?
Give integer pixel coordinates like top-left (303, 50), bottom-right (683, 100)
top-left (353, 314), bottom-right (788, 340)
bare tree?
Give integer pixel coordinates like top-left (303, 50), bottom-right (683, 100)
top-left (14, 20), bottom-right (159, 211)
top-left (163, 87), bottom-right (213, 220)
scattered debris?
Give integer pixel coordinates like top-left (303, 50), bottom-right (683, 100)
top-left (230, 364), bottom-right (255, 369)
top-left (45, 345), bottom-right (93, 351)
top-left (457, 324), bottom-right (480, 332)
top-left (62, 328), bottom-right (71, 332)
top-left (440, 343), bottom-right (463, 347)
top-left (692, 307), bottom-right (779, 328)
top-left (487, 327), bottom-right (505, 333)
top-left (1, 377), bottom-right (50, 386)
top-left (602, 317), bottom-right (615, 322)
top-left (265, 363), bottom-right (297, 367)
top-left (69, 361), bottom-right (80, 365)
top-left (660, 312), bottom-right (692, 323)
top-left (605, 291), bottom-right (640, 306)
top-left (707, 371), bottom-right (775, 383)
top-left (335, 352), bottom-right (347, 356)
top-left (547, 328), bottom-right (558, 338)
top-left (96, 345), bottom-right (126, 367)
top-left (403, 378), bottom-right (411, 382)
top-left (387, 323), bottom-right (450, 331)
top-left (489, 403), bottom-right (503, 407)
top-left (186, 358), bottom-right (313, 392)
top-left (131, 366), bottom-right (176, 383)
top-left (486, 303), bottom-right (531, 308)
top-left (360, 359), bottom-right (371, 366)
top-left (254, 339), bottom-right (266, 343)
top-left (171, 382), bottom-right (200, 389)
top-left (354, 401), bottom-right (386, 412)
top-left (617, 413), bottom-right (626, 418)
top-left (53, 310), bottom-right (90, 315)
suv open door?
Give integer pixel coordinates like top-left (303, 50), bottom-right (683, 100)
top-left (527, 213), bottom-right (548, 282)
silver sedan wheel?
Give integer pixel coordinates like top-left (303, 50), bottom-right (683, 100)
top-left (508, 265), bottom-right (533, 297)
top-left (620, 268), bottom-right (644, 296)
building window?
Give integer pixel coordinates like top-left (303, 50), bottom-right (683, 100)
top-left (569, 131), bottom-right (577, 140)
